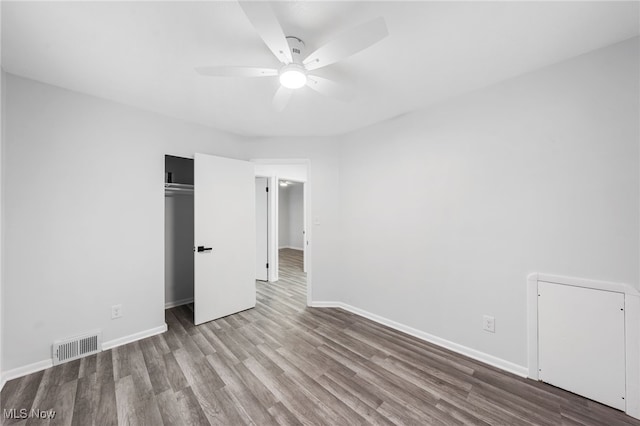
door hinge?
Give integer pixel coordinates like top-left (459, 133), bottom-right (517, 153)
top-left (266, 263), bottom-right (269, 269)
top-left (266, 187), bottom-right (269, 192)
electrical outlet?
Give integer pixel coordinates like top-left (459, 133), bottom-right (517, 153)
top-left (483, 315), bottom-right (495, 333)
top-left (112, 304), bottom-right (123, 319)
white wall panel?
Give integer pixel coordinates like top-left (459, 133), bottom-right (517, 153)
top-left (538, 281), bottom-right (625, 410)
top-left (3, 73), bottom-right (243, 371)
top-left (336, 37), bottom-right (639, 367)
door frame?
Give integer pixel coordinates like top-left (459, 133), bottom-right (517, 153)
top-left (255, 176), bottom-right (269, 281)
top-left (252, 159), bottom-right (311, 307)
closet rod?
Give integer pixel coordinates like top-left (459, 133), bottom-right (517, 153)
top-left (165, 183), bottom-right (193, 190)
top-left (164, 183), bottom-right (194, 195)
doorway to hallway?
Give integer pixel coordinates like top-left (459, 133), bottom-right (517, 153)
top-left (257, 248), bottom-right (306, 309)
top-left (252, 159), bottom-right (311, 306)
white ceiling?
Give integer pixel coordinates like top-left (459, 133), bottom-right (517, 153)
top-left (3, 1), bottom-right (639, 137)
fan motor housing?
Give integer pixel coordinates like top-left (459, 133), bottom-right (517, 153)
top-left (286, 36), bottom-right (305, 64)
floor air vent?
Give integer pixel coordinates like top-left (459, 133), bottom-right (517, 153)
top-left (52, 331), bottom-right (102, 365)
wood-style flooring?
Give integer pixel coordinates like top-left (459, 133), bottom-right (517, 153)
top-left (2, 248), bottom-right (638, 425)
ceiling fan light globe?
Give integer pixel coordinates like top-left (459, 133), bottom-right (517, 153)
top-left (279, 65), bottom-right (307, 89)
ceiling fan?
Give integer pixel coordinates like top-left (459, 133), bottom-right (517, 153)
top-left (195, 1), bottom-right (389, 111)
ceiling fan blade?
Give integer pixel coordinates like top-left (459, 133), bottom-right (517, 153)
top-left (303, 17), bottom-right (388, 71)
top-left (195, 66), bottom-right (278, 77)
top-left (238, 1), bottom-right (293, 65)
top-left (272, 86), bottom-right (293, 112)
top-left (306, 75), bottom-right (355, 102)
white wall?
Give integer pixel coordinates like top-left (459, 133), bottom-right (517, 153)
top-left (2, 73), bottom-right (244, 371)
top-left (252, 162), bottom-right (309, 283)
top-left (253, 164), bottom-right (307, 182)
top-left (278, 184), bottom-right (290, 248)
top-left (3, 35), bottom-right (638, 382)
top-left (337, 37), bottom-right (639, 368)
top-left (287, 184), bottom-right (304, 250)
top-left (277, 183), bottom-right (304, 250)
top-left (241, 139), bottom-right (343, 303)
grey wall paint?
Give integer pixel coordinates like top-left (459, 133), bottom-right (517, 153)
top-left (278, 183), bottom-right (304, 249)
top-left (164, 193), bottom-right (194, 305)
top-left (2, 36), bottom-right (638, 375)
top-left (2, 73), bottom-right (243, 370)
top-left (337, 37), bottom-right (639, 367)
top-left (240, 139), bottom-right (344, 303)
top-left (278, 185), bottom-right (290, 248)
top-left (241, 37), bottom-right (639, 369)
top-left (287, 184), bottom-right (304, 250)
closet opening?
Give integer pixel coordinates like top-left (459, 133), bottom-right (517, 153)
top-left (164, 155), bottom-right (194, 321)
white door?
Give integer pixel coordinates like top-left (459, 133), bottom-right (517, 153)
top-left (255, 177), bottom-right (269, 281)
top-left (538, 282), bottom-right (625, 410)
top-left (194, 154), bottom-right (256, 325)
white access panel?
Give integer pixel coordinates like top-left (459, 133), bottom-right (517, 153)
top-left (538, 281), bottom-right (625, 410)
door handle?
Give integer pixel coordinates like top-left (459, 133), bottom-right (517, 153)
top-left (196, 246), bottom-right (213, 252)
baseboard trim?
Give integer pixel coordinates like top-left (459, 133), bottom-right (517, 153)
top-left (309, 301), bottom-right (341, 308)
top-left (0, 324), bottom-right (169, 389)
top-left (310, 301), bottom-right (528, 378)
top-left (1, 359), bottom-right (53, 388)
top-left (279, 246), bottom-right (303, 251)
top-left (102, 324), bottom-right (168, 351)
top-left (165, 297), bottom-right (194, 309)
